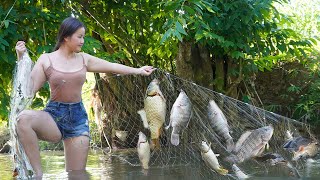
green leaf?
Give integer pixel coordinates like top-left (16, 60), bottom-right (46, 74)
top-left (0, 38), bottom-right (9, 47)
top-left (184, 6), bottom-right (195, 15)
top-left (173, 30), bottom-right (183, 42)
top-left (4, 20), bottom-right (9, 28)
top-left (175, 21), bottom-right (187, 35)
top-left (160, 29), bottom-right (172, 44)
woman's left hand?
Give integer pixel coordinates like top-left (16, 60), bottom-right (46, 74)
top-left (138, 66), bottom-right (156, 76)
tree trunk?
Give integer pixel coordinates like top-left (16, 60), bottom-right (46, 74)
top-left (214, 56), bottom-right (225, 92)
top-left (176, 41), bottom-right (213, 89)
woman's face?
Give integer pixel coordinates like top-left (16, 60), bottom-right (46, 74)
top-left (65, 27), bottom-right (85, 52)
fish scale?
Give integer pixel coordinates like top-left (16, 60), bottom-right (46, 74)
top-left (144, 95), bottom-right (166, 140)
top-left (166, 90), bottom-right (192, 146)
top-left (207, 100), bottom-right (234, 152)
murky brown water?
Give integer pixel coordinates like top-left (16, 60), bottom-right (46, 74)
top-left (0, 151), bottom-right (320, 179)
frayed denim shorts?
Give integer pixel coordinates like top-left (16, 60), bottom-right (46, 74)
top-left (43, 100), bottom-right (90, 139)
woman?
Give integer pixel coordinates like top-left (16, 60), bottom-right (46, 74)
top-left (15, 17), bottom-right (155, 178)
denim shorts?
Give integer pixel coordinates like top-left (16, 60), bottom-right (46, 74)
top-left (43, 100), bottom-right (90, 139)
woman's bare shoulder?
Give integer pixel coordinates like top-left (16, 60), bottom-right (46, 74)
top-left (78, 52), bottom-right (91, 64)
top-left (37, 53), bottom-right (51, 68)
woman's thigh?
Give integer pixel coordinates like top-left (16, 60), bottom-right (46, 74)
top-left (63, 136), bottom-right (90, 171)
top-left (18, 110), bottom-right (62, 142)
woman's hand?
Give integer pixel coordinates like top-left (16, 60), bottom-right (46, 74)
top-left (138, 66), bottom-right (156, 76)
top-left (15, 41), bottom-right (27, 60)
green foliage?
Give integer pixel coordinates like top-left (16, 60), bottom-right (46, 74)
top-left (72, 0), bottom-right (177, 70)
top-left (160, 0), bottom-right (312, 73)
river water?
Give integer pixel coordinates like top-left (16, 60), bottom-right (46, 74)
top-left (0, 151), bottom-right (320, 180)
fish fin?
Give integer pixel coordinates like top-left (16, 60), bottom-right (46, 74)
top-left (266, 142), bottom-right (270, 150)
top-left (171, 133), bottom-right (180, 146)
top-left (233, 130), bottom-right (252, 153)
top-left (12, 168), bottom-right (18, 177)
top-left (226, 139), bottom-right (234, 152)
top-left (216, 167), bottom-right (228, 175)
top-left (137, 109), bottom-right (149, 129)
top-left (165, 116), bottom-right (172, 130)
top-left (158, 91), bottom-right (166, 102)
top-left (142, 162), bottom-right (149, 170)
top-left (151, 139), bottom-right (161, 150)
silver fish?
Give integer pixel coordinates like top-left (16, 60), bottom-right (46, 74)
top-left (226, 125), bottom-right (274, 163)
top-left (143, 78), bottom-right (166, 149)
top-left (232, 164), bottom-right (249, 179)
top-left (165, 90), bottom-right (192, 146)
top-left (233, 130), bottom-right (252, 153)
top-left (137, 132), bottom-right (150, 169)
top-left (200, 141), bottom-right (228, 175)
top-left (208, 100), bottom-right (234, 152)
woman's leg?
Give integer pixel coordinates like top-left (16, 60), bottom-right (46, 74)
top-left (17, 110), bottom-right (62, 176)
top-left (63, 136), bottom-right (90, 171)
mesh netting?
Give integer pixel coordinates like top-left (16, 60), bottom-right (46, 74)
top-left (9, 52), bottom-right (34, 178)
top-left (93, 69), bottom-right (313, 179)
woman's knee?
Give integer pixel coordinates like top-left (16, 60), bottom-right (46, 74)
top-left (17, 110), bottom-right (34, 133)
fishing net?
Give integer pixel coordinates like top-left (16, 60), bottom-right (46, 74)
top-left (9, 52), bottom-right (34, 178)
top-left (92, 69), bottom-right (314, 179)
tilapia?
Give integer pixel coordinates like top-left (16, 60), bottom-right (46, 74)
top-left (137, 132), bottom-right (150, 169)
top-left (200, 141), bottom-right (228, 175)
top-left (233, 130), bottom-right (252, 153)
top-left (143, 78), bottom-right (166, 149)
top-left (207, 100), bottom-right (234, 152)
top-left (232, 164), bottom-right (249, 179)
top-left (165, 90), bottom-right (192, 146)
top-left (226, 125), bottom-right (274, 164)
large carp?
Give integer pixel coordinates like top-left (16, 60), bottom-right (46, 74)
top-left (137, 132), bottom-right (150, 169)
top-left (226, 125), bottom-right (274, 164)
top-left (165, 90), bottom-right (192, 146)
top-left (142, 78), bottom-right (166, 149)
top-left (200, 141), bottom-right (228, 175)
top-left (207, 100), bottom-right (234, 152)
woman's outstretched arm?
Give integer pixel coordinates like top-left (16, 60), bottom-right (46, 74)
top-left (83, 53), bottom-right (155, 76)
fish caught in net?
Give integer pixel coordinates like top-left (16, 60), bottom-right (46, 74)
top-left (93, 69), bottom-right (317, 179)
top-left (9, 52), bottom-right (35, 178)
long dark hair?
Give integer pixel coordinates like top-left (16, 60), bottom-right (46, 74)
top-left (53, 17), bottom-right (85, 51)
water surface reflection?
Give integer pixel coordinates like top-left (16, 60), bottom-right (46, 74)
top-left (0, 151), bottom-right (320, 179)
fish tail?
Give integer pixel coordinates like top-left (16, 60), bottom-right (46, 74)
top-left (12, 168), bottom-right (18, 177)
top-left (151, 139), bottom-right (161, 150)
top-left (142, 162), bottom-right (149, 170)
top-left (171, 132), bottom-right (180, 146)
top-left (216, 167), bottom-right (228, 175)
top-left (224, 154), bottom-right (239, 164)
top-left (226, 138), bottom-right (234, 152)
